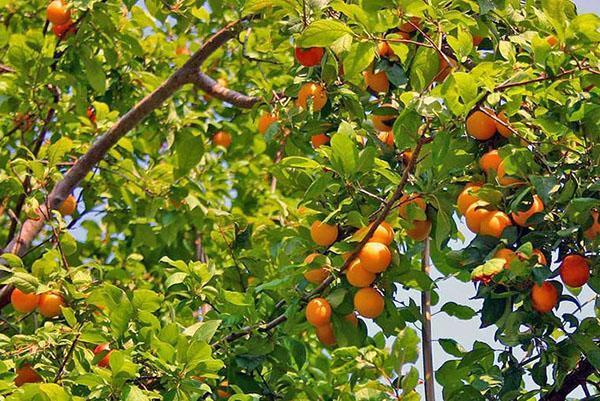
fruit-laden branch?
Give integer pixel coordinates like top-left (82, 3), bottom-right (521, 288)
top-left (0, 18), bottom-right (261, 308)
top-left (541, 359), bottom-right (595, 401)
top-left (217, 131), bottom-right (431, 345)
top-left (186, 71), bottom-right (260, 108)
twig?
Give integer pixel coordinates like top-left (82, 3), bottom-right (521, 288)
top-left (421, 237), bottom-right (435, 401)
top-left (54, 333), bottom-right (81, 382)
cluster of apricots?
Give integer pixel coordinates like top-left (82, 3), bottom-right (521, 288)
top-left (398, 194), bottom-right (432, 241)
top-left (46, 0), bottom-right (76, 39)
top-left (466, 109), bottom-right (512, 141)
top-left (10, 288), bottom-right (65, 318)
top-left (305, 296), bottom-right (360, 347)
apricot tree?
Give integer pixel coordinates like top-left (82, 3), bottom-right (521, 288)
top-left (0, 0), bottom-right (598, 400)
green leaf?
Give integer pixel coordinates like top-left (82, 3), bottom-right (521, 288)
top-left (299, 20), bottom-right (353, 47)
top-left (330, 132), bottom-right (358, 177)
top-left (48, 137), bottom-right (73, 166)
top-left (132, 289), bottom-right (162, 312)
top-left (190, 320), bottom-right (222, 343)
top-left (441, 302), bottom-right (476, 320)
top-left (342, 41), bottom-right (375, 81)
top-left (83, 56), bottom-right (107, 94)
top-left (408, 46), bottom-right (438, 92)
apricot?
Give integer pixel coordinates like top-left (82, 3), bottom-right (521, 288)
top-left (546, 35), bottom-right (559, 47)
top-left (366, 221), bottom-right (394, 245)
top-left (583, 210), bottom-right (600, 240)
top-left (310, 220), bottom-right (338, 247)
top-left (494, 248), bottom-right (516, 269)
top-left (93, 343), bottom-right (113, 368)
top-left (466, 110), bottom-right (497, 140)
top-left (464, 202), bottom-right (493, 233)
top-left (217, 381), bottom-right (230, 398)
top-left (531, 249), bottom-right (548, 265)
top-left (398, 194), bottom-right (426, 220)
top-left (86, 106), bottom-right (96, 123)
top-left (479, 211), bottom-right (512, 238)
top-left (38, 292), bottom-right (65, 318)
top-left (363, 69), bottom-right (389, 93)
top-left (377, 41), bottom-right (394, 58)
top-left (457, 184), bottom-right (481, 216)
top-left (175, 46), bottom-right (190, 55)
top-left (311, 134), bottom-right (330, 148)
top-left (15, 364), bottom-right (41, 387)
top-left (406, 219), bottom-right (432, 241)
top-left (511, 195), bottom-right (544, 227)
top-left (58, 194), bottom-right (77, 215)
top-left (294, 47), bottom-right (324, 67)
top-left (212, 131), bottom-right (232, 148)
top-left (303, 253), bottom-right (330, 284)
top-left (472, 35), bottom-right (484, 46)
top-left (47, 0), bottom-right (71, 25)
top-left (315, 323), bottom-right (336, 346)
top-left (495, 111), bottom-right (512, 138)
top-left (258, 112), bottom-right (278, 134)
top-left (531, 281), bottom-right (558, 313)
top-left (559, 254), bottom-right (590, 288)
top-left (354, 287), bottom-right (384, 319)
top-left (378, 132), bottom-right (395, 147)
top-left (371, 105), bottom-right (397, 131)
top-left (52, 20), bottom-right (76, 39)
top-left (346, 259), bottom-right (376, 287)
top-left (497, 160), bottom-right (524, 186)
top-left (10, 288), bottom-right (39, 313)
top-left (296, 82), bottom-right (327, 111)
top-left (358, 242), bottom-right (392, 273)
top-left (479, 150), bottom-right (501, 174)
top-left (305, 297), bottom-right (332, 326)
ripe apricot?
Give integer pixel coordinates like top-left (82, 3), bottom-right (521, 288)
top-left (86, 106), bottom-right (96, 123)
top-left (494, 248), bottom-right (516, 269)
top-left (175, 46), bottom-right (190, 55)
top-left (93, 343), bottom-right (113, 368)
top-left (11, 288), bottom-right (40, 313)
top-left (559, 254), bottom-right (590, 288)
top-left (47, 0), bottom-right (71, 25)
top-left (52, 20), bottom-right (76, 39)
top-left (58, 194), bottom-right (77, 215)
top-left (358, 242), bottom-right (391, 273)
top-left (354, 287), bottom-right (384, 319)
top-left (497, 160), bottom-right (524, 186)
top-left (583, 210), bottom-right (600, 240)
top-left (346, 259), bottom-right (376, 287)
top-left (479, 211), bottom-right (512, 238)
top-left (311, 134), bottom-right (330, 148)
top-left (511, 195), bottom-right (544, 227)
top-left (38, 292), bottom-right (65, 318)
top-left (366, 221), bottom-right (394, 245)
top-left (377, 132), bottom-right (395, 147)
top-left (212, 131), bottom-right (232, 148)
top-left (479, 150), bottom-right (501, 174)
top-left (258, 112), bottom-right (278, 134)
top-left (495, 111), bottom-right (512, 138)
top-left (466, 110), bottom-right (497, 140)
top-left (531, 249), bottom-right (548, 265)
top-left (217, 381), bottom-right (230, 398)
top-left (305, 297), bottom-right (332, 326)
top-left (464, 202), bottom-right (493, 233)
top-left (15, 364), bottom-right (41, 387)
top-left (371, 105), bottom-right (397, 131)
top-left (363, 69), bottom-right (389, 93)
top-left (310, 220), bottom-right (338, 247)
top-left (399, 16), bottom-right (421, 33)
top-left (546, 35), bottom-right (558, 47)
top-left (303, 253), bottom-right (330, 284)
top-left (398, 194), bottom-right (426, 220)
top-left (531, 281), bottom-right (558, 313)
top-left (315, 323), bottom-right (336, 346)
top-left (472, 35), bottom-right (484, 46)
top-left (457, 184), bottom-right (481, 216)
top-left (377, 41), bottom-right (394, 58)
top-left (296, 82), bottom-right (327, 111)
top-left (294, 47), bottom-right (324, 67)
top-left (406, 219), bottom-right (432, 241)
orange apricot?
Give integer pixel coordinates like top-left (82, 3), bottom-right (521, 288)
top-left (38, 292), bottom-right (65, 318)
top-left (406, 219), bottom-right (432, 241)
top-left (296, 82), bottom-right (327, 111)
top-left (363, 69), bottom-right (389, 93)
top-left (10, 289), bottom-right (39, 313)
top-left (559, 254), bottom-right (590, 288)
top-left (310, 220), bottom-right (338, 247)
top-left (305, 297), bottom-right (332, 327)
top-left (479, 211), bottom-right (512, 238)
top-left (377, 131), bottom-right (395, 147)
top-left (371, 105), bottom-right (397, 131)
top-left (346, 259), bottom-right (376, 288)
top-left (457, 184), bottom-right (481, 216)
top-left (303, 253), bottom-right (330, 284)
top-left (497, 160), bottom-right (524, 186)
top-left (58, 194), bottom-right (77, 215)
top-left (354, 287), bottom-right (385, 319)
top-left (479, 150), bottom-right (502, 174)
top-left (495, 111), bottom-right (512, 138)
top-left (358, 242), bottom-right (392, 273)
top-left (494, 248), bottom-right (516, 269)
top-left (212, 131), bottom-right (232, 148)
top-left (258, 112), bottom-right (278, 134)
top-left (531, 281), bottom-right (558, 313)
top-left (294, 47), bottom-right (325, 67)
top-left (511, 195), bottom-right (544, 227)
top-left (466, 110), bottom-right (497, 140)
top-left (47, 0), bottom-right (71, 25)
top-left (399, 16), bottom-right (421, 33)
top-left (315, 323), bottom-right (336, 346)
top-left (15, 364), bottom-right (42, 387)
top-left (464, 202), bottom-right (493, 233)
top-left (398, 194), bottom-right (426, 220)
top-left (311, 134), bottom-right (330, 148)
top-left (583, 210), bottom-right (600, 240)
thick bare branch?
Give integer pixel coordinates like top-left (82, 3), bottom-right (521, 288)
top-left (541, 359), bottom-right (595, 401)
top-left (187, 71), bottom-right (260, 108)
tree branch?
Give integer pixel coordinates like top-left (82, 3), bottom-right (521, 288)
top-left (541, 359), bottom-right (595, 401)
top-left (186, 71), bottom-right (260, 108)
top-left (0, 18), bottom-right (259, 309)
top-left (421, 237), bottom-right (435, 401)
